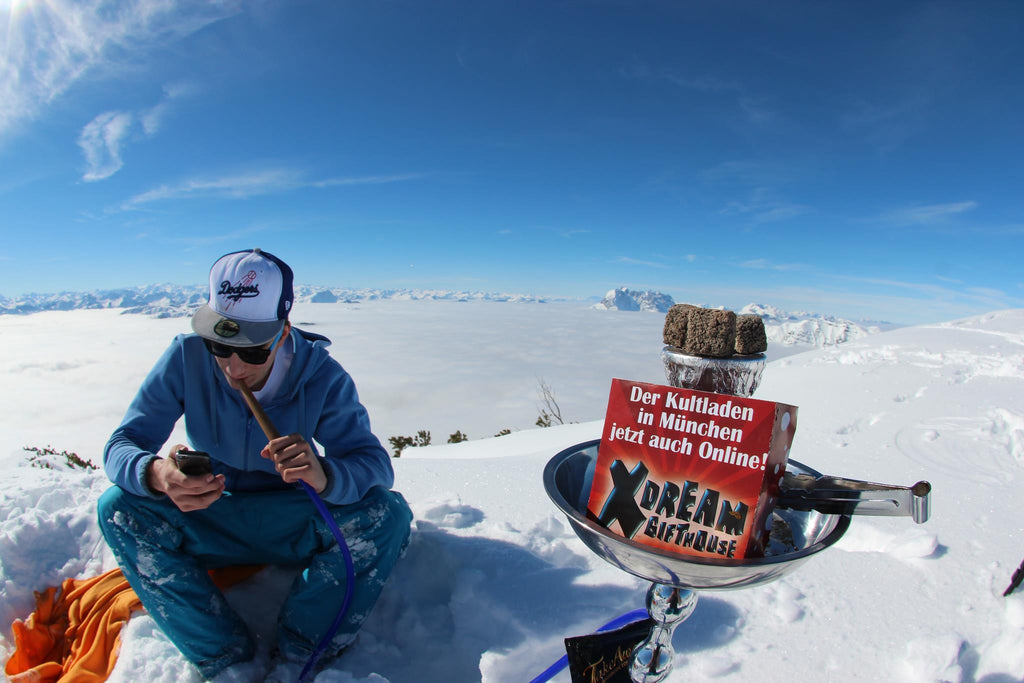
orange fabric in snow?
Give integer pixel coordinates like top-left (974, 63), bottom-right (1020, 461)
top-left (4, 566), bottom-right (262, 683)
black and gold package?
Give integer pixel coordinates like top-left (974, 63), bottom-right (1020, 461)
top-left (564, 617), bottom-right (653, 683)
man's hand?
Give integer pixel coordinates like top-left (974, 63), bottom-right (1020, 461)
top-left (261, 433), bottom-right (328, 494)
top-left (147, 444), bottom-right (225, 512)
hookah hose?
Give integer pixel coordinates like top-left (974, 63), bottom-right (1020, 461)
top-left (527, 608), bottom-right (649, 683)
top-left (240, 384), bottom-right (646, 683)
top-left (238, 385), bottom-right (356, 683)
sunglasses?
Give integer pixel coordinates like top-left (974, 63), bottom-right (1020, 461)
top-left (203, 329), bottom-right (284, 365)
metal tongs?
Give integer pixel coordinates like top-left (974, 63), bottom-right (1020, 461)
top-left (778, 472), bottom-right (932, 524)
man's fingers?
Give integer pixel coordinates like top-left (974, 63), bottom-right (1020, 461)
top-left (176, 472), bottom-right (216, 486)
top-left (258, 434), bottom-right (325, 492)
top-left (170, 481), bottom-right (224, 511)
top-left (177, 492), bottom-right (220, 512)
top-left (274, 454), bottom-right (308, 473)
top-left (280, 464), bottom-right (313, 483)
top-left (279, 444), bottom-right (309, 465)
top-left (267, 434), bottom-right (304, 451)
top-left (168, 474), bottom-right (222, 495)
top-left (264, 434), bottom-right (307, 455)
top-left (265, 440), bottom-right (311, 468)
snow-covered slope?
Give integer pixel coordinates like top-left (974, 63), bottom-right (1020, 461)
top-left (0, 303), bottom-right (1021, 682)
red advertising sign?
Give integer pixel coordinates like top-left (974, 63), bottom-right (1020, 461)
top-left (586, 379), bottom-right (798, 559)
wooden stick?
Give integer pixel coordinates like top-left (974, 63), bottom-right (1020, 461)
top-left (238, 384), bottom-right (281, 440)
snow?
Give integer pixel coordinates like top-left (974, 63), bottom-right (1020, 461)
top-left (1, 300), bottom-right (1022, 682)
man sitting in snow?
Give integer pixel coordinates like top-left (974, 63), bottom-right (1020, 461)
top-left (97, 248), bottom-right (412, 680)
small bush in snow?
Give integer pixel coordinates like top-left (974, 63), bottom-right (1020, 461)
top-left (24, 445), bottom-right (97, 471)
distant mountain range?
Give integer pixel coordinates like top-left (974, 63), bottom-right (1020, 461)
top-left (594, 287), bottom-right (891, 349)
top-left (0, 284), bottom-right (549, 317)
top-left (0, 284), bottom-right (890, 351)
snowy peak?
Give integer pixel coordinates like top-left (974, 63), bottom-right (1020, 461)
top-left (739, 302), bottom-right (884, 348)
top-left (594, 287), bottom-right (675, 313)
top-left (739, 302), bottom-right (798, 320)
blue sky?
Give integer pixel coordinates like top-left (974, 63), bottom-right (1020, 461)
top-left (1, 0), bottom-right (1022, 324)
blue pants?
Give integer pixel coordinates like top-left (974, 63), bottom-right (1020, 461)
top-left (97, 485), bottom-right (412, 679)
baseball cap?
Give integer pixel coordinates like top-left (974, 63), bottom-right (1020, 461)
top-left (191, 248), bottom-right (294, 346)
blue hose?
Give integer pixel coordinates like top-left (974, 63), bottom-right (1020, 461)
top-left (297, 483), bottom-right (644, 683)
top-left (237, 386), bottom-right (357, 682)
top-left (296, 480), bottom-right (643, 683)
top-left (297, 480), bottom-right (356, 683)
top-left (528, 608), bottom-right (649, 683)
top-left (295, 483), bottom-right (644, 683)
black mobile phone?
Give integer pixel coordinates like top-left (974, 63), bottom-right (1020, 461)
top-left (174, 449), bottom-right (213, 476)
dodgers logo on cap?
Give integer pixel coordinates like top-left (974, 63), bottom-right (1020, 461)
top-left (191, 248), bottom-right (294, 346)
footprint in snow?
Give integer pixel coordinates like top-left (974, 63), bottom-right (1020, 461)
top-left (419, 501), bottom-right (485, 529)
top-left (896, 412), bottom-right (1021, 485)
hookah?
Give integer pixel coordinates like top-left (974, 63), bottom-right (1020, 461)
top-left (541, 348), bottom-right (930, 682)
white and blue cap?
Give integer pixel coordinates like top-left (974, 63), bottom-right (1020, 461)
top-left (191, 248), bottom-right (294, 346)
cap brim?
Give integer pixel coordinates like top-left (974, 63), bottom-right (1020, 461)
top-left (191, 305), bottom-right (285, 346)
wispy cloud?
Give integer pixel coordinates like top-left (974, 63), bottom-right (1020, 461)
top-left (700, 160), bottom-right (803, 188)
top-left (831, 274), bottom-right (1019, 312)
top-left (617, 257), bottom-right (668, 269)
top-left (739, 258), bottom-right (807, 271)
top-left (120, 168), bottom-right (424, 209)
top-left (78, 111), bottom-right (134, 181)
top-left (125, 169), bottom-right (303, 206)
top-left (168, 224), bottom-right (276, 249)
top-left (966, 286), bottom-right (1007, 299)
top-left (620, 61), bottom-right (774, 127)
top-left (723, 199), bottom-right (812, 223)
top-left (312, 173), bottom-right (426, 188)
top-left (140, 81), bottom-right (201, 136)
top-left (558, 229), bottom-right (590, 239)
top-left (880, 201), bottom-right (978, 225)
top-left (1, 1), bottom-right (241, 140)
top-left (839, 92), bottom-right (932, 154)
top-left (719, 186), bottom-right (811, 224)
top-left (78, 81), bottom-right (201, 181)
top-left (701, 161), bottom-right (812, 223)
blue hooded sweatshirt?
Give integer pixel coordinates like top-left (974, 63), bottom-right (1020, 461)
top-left (103, 329), bottom-right (393, 506)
